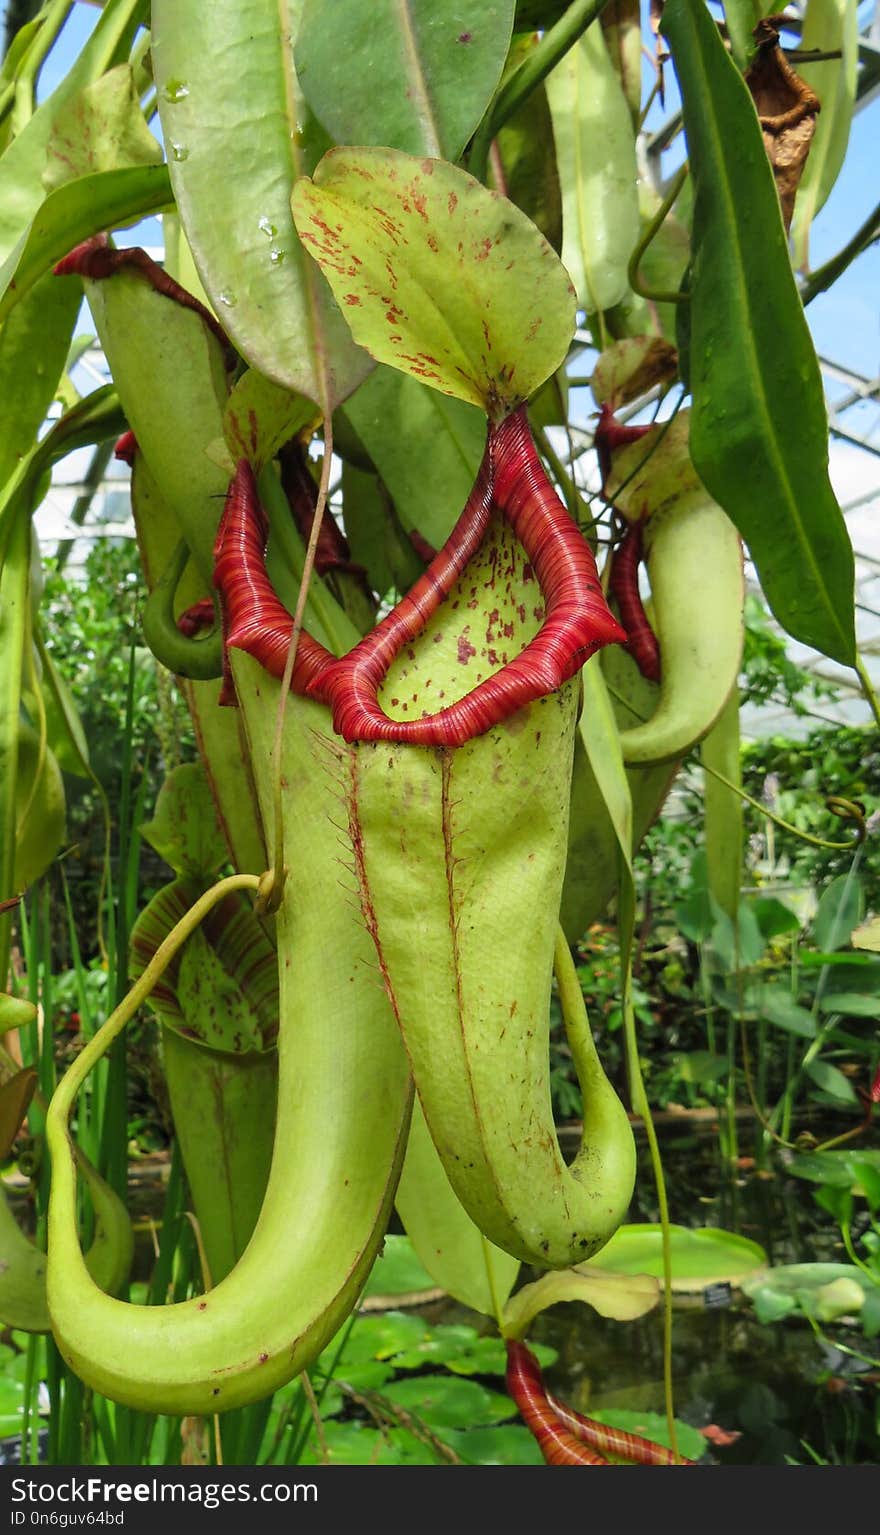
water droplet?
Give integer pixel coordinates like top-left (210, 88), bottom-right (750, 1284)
top-left (269, 247), bottom-right (286, 266)
top-left (258, 217), bottom-right (278, 239)
top-left (218, 290), bottom-right (237, 308)
top-left (163, 79), bottom-right (190, 104)
top-left (170, 141), bottom-right (189, 162)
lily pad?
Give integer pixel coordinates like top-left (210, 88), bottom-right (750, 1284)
top-left (582, 1224), bottom-right (767, 1293)
top-left (381, 1374), bottom-right (514, 1429)
top-left (741, 1262), bottom-right (876, 1326)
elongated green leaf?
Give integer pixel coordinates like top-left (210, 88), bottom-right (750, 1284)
top-left (0, 270), bottom-right (79, 487)
top-left (293, 147), bottom-right (576, 416)
top-left (662, 0), bottom-right (855, 666)
top-left (341, 366), bottom-right (485, 548)
top-left (0, 0), bottom-right (145, 268)
top-left (791, 0), bottom-right (858, 269)
top-left (813, 871), bottom-right (863, 952)
top-left (340, 461), bottom-right (423, 598)
top-left (806, 1058), bottom-right (859, 1104)
top-left (0, 164), bottom-right (172, 322)
top-left (295, 0), bottom-right (515, 161)
top-left (152, 0), bottom-right (370, 410)
top-left (546, 20), bottom-right (640, 314)
top-left (43, 63), bottom-right (163, 192)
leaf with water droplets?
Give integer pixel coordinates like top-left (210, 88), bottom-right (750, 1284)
top-left (292, 147), bottom-right (576, 417)
top-left (152, 0), bottom-right (371, 411)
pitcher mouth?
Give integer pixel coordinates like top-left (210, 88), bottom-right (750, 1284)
top-left (214, 407), bottom-right (625, 747)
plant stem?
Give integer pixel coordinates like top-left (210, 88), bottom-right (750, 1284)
top-left (627, 163), bottom-right (689, 305)
top-left (800, 197), bottom-right (880, 305)
top-left (700, 759), bottom-right (864, 851)
top-left (468, 0), bottom-right (610, 183)
top-left (855, 654), bottom-right (880, 732)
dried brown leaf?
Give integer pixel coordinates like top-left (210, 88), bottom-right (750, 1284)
top-left (746, 21), bottom-right (820, 232)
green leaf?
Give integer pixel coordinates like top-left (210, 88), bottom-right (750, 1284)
top-left (661, 0), bottom-right (855, 666)
top-left (812, 872), bottom-right (863, 952)
top-left (292, 146), bottom-right (576, 417)
top-left (589, 1408), bottom-right (707, 1463)
top-left (701, 690), bottom-right (743, 924)
top-left (0, 0), bottom-right (145, 270)
top-left (140, 763), bottom-right (229, 879)
top-left (759, 985), bottom-right (817, 1039)
top-left (750, 896), bottom-right (801, 941)
top-left (743, 1263), bottom-right (871, 1324)
top-left (503, 1264), bottom-right (659, 1336)
top-left (447, 1424), bottom-right (544, 1465)
top-left (0, 1067), bottom-right (36, 1159)
top-left (381, 1374), bottom-right (515, 1430)
top-left (861, 1286), bottom-right (880, 1338)
top-left (583, 1223), bottom-right (767, 1291)
top-left (0, 164), bottom-right (173, 323)
top-left (294, 0), bottom-right (515, 161)
top-left (790, 0), bottom-right (858, 269)
top-left (787, 1149), bottom-right (880, 1191)
top-left (42, 64), bottom-right (163, 192)
top-left (152, 0), bottom-right (371, 410)
top-left (340, 366), bottom-right (485, 549)
top-left (0, 272), bottom-right (80, 487)
top-left (817, 992), bottom-right (880, 1019)
top-left (546, 19), bottom-right (640, 313)
top-left (805, 1059), bottom-right (859, 1105)
top-left (849, 1162), bottom-right (880, 1212)
top-left (340, 460), bottom-right (422, 598)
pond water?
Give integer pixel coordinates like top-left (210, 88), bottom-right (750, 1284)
top-left (528, 1126), bottom-right (879, 1466)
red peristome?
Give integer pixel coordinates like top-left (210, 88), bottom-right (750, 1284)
top-left (213, 409), bottom-right (625, 746)
top-left (871, 1062), bottom-right (880, 1104)
top-left (177, 598), bottom-right (216, 638)
top-left (54, 236), bottom-right (231, 355)
top-left (609, 522), bottom-right (661, 683)
top-left (114, 430), bottom-right (138, 467)
top-left (595, 401), bottom-right (652, 491)
top-left (53, 232), bottom-right (111, 277)
top-left (505, 1341), bottom-right (610, 1466)
top-left (213, 460), bottom-right (334, 706)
